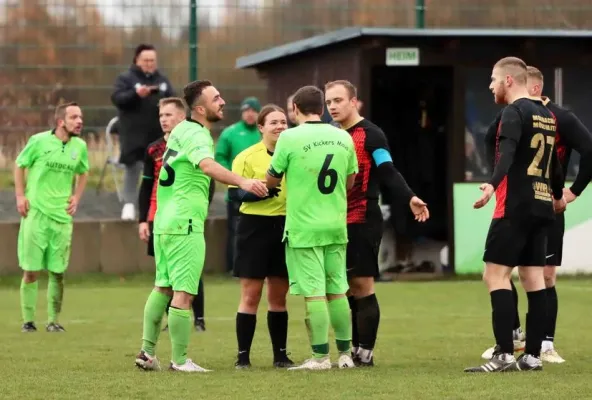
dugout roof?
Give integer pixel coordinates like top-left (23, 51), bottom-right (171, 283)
top-left (236, 27), bottom-right (592, 69)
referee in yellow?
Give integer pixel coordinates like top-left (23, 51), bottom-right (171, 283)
top-left (230, 104), bottom-right (294, 369)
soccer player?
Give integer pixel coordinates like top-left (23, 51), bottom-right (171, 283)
top-left (15, 102), bottom-right (89, 333)
top-left (266, 85), bottom-right (358, 371)
top-left (465, 57), bottom-right (566, 373)
top-left (480, 66), bottom-right (592, 363)
top-left (231, 104), bottom-right (294, 369)
top-left (137, 97), bottom-right (209, 332)
top-left (134, 80), bottom-right (268, 373)
top-left (324, 80), bottom-right (429, 366)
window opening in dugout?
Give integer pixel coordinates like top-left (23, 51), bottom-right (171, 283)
top-left (370, 66), bottom-right (452, 269)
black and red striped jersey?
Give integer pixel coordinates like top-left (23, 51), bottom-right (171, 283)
top-left (346, 119), bottom-right (390, 224)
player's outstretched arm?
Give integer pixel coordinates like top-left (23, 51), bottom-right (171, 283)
top-left (199, 158), bottom-right (268, 198)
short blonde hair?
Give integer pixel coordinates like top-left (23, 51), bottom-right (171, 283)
top-left (526, 66), bottom-right (544, 83)
top-left (159, 97), bottom-right (187, 112)
top-left (494, 57), bottom-right (528, 85)
top-left (325, 80), bottom-right (358, 99)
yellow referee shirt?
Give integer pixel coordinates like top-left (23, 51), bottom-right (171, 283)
top-left (231, 141), bottom-right (286, 216)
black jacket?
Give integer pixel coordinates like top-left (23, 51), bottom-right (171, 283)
top-left (111, 65), bottom-right (174, 165)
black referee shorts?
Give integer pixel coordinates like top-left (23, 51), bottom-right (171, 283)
top-left (546, 212), bottom-right (565, 267)
top-left (233, 214), bottom-right (288, 280)
top-left (147, 221), bottom-right (155, 257)
top-left (483, 217), bottom-right (552, 267)
top-left (346, 222), bottom-right (383, 278)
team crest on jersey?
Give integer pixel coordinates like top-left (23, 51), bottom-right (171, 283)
top-left (70, 151), bottom-right (78, 160)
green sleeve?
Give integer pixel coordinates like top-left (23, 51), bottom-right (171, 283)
top-left (15, 135), bottom-right (40, 168)
top-left (269, 134), bottom-right (290, 176)
top-left (76, 143), bottom-right (90, 174)
top-left (348, 137), bottom-right (359, 174)
top-left (215, 129), bottom-right (231, 170)
top-left (187, 130), bottom-right (215, 167)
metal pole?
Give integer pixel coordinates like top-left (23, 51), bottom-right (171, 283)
top-left (554, 67), bottom-right (563, 106)
top-left (189, 0), bottom-right (198, 81)
top-left (416, 0), bottom-right (425, 29)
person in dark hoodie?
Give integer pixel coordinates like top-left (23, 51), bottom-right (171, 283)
top-left (111, 44), bottom-right (175, 221)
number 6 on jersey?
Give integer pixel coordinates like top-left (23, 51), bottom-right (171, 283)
top-left (318, 154), bottom-right (337, 194)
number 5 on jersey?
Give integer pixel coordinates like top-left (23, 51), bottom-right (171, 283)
top-left (160, 149), bottom-right (178, 187)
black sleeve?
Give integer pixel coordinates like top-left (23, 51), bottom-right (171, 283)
top-left (228, 187), bottom-right (280, 202)
top-left (111, 73), bottom-right (139, 108)
top-left (366, 125), bottom-right (415, 204)
top-left (550, 147), bottom-right (564, 200)
top-left (138, 151), bottom-right (155, 223)
top-left (485, 110), bottom-right (503, 171)
top-left (488, 106), bottom-right (521, 189)
top-left (560, 111), bottom-right (592, 196)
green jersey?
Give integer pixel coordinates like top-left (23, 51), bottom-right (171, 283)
top-left (154, 118), bottom-right (214, 235)
top-left (15, 130), bottom-right (89, 223)
top-left (269, 121), bottom-right (358, 248)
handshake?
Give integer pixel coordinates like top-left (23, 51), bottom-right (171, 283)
top-left (265, 187), bottom-right (282, 198)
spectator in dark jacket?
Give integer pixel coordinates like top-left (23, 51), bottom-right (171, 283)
top-left (111, 44), bottom-right (174, 220)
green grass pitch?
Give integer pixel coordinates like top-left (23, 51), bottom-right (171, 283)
top-left (0, 274), bottom-right (591, 399)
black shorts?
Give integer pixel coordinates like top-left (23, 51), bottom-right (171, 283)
top-left (233, 214), bottom-right (288, 279)
top-left (483, 217), bottom-right (552, 267)
top-left (147, 221), bottom-right (155, 257)
top-left (346, 222), bottom-right (383, 278)
top-left (546, 212), bottom-right (565, 267)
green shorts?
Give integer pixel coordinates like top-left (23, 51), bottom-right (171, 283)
top-left (18, 208), bottom-right (73, 274)
top-left (153, 232), bottom-right (205, 295)
top-left (285, 243), bottom-right (348, 297)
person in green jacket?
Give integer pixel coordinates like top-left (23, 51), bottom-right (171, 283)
top-left (215, 96), bottom-right (262, 273)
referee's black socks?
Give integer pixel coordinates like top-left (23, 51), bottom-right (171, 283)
top-left (355, 294), bottom-right (380, 362)
top-left (490, 289), bottom-right (515, 354)
top-left (525, 289), bottom-right (547, 357)
top-left (544, 286), bottom-right (558, 342)
top-left (267, 311), bottom-right (289, 360)
top-left (236, 312), bottom-right (256, 362)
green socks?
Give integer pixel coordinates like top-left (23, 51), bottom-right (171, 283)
top-left (141, 290), bottom-right (171, 356)
top-left (305, 300), bottom-right (330, 358)
top-left (328, 297), bottom-right (352, 354)
top-left (47, 273), bottom-right (64, 324)
top-left (21, 274), bottom-right (67, 324)
top-left (20, 279), bottom-right (38, 323)
top-left (168, 307), bottom-right (192, 365)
